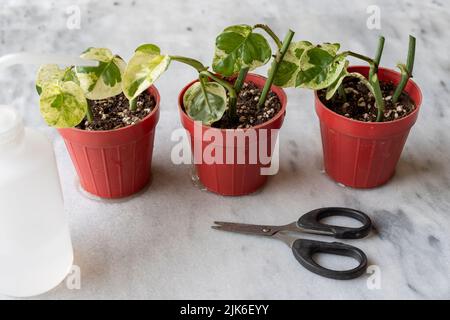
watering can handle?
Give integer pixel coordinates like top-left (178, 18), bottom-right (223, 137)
top-left (0, 52), bottom-right (98, 72)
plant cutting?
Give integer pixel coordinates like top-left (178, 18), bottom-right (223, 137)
top-left (35, 47), bottom-right (161, 199)
top-left (272, 35), bottom-right (422, 188)
top-left (123, 24), bottom-right (294, 195)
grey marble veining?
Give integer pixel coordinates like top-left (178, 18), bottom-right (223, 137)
top-left (0, 0), bottom-right (449, 299)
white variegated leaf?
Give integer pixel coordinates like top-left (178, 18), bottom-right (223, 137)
top-left (36, 64), bottom-right (79, 95)
top-left (213, 24), bottom-right (272, 76)
top-left (183, 82), bottom-right (227, 125)
top-left (39, 81), bottom-right (87, 128)
top-left (122, 44), bottom-right (171, 101)
top-left (325, 61), bottom-right (350, 100)
top-left (80, 47), bottom-right (114, 62)
top-left (273, 41), bottom-right (313, 88)
top-left (76, 48), bottom-right (126, 100)
top-left (296, 43), bottom-right (348, 89)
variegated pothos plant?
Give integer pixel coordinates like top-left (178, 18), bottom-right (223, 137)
top-left (121, 24), bottom-right (295, 126)
top-left (36, 31), bottom-right (414, 128)
top-left (270, 39), bottom-right (388, 119)
top-left (34, 25), bottom-right (291, 128)
top-left (36, 47), bottom-right (127, 128)
top-left (272, 35), bottom-right (416, 122)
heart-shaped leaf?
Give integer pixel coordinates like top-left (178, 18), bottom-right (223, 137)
top-left (76, 47), bottom-right (126, 100)
top-left (39, 81), bottom-right (87, 128)
top-left (183, 82), bottom-right (227, 125)
top-left (213, 24), bottom-right (271, 76)
top-left (296, 43), bottom-right (347, 89)
top-left (272, 41), bottom-right (313, 87)
top-left (36, 64), bottom-right (79, 95)
top-left (122, 43), bottom-right (171, 101)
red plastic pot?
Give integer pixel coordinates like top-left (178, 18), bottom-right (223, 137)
top-left (178, 74), bottom-right (287, 196)
top-left (315, 66), bottom-right (422, 188)
top-left (58, 86), bottom-right (160, 199)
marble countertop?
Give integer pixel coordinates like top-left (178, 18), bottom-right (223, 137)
top-left (0, 0), bottom-right (449, 299)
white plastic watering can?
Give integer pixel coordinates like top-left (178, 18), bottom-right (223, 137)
top-left (0, 53), bottom-right (94, 297)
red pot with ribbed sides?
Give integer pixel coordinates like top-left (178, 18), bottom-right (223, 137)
top-left (58, 86), bottom-right (160, 199)
top-left (179, 74), bottom-right (287, 196)
top-left (315, 66), bottom-right (422, 188)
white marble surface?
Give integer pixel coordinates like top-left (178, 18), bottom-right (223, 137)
top-left (0, 0), bottom-right (449, 299)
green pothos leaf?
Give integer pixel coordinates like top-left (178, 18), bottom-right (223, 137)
top-left (183, 82), bottom-right (227, 125)
top-left (122, 43), bottom-right (171, 101)
top-left (75, 47), bottom-right (126, 100)
top-left (36, 64), bottom-right (79, 95)
top-left (39, 81), bottom-right (87, 128)
top-left (213, 24), bottom-right (272, 76)
top-left (272, 41), bottom-right (313, 87)
top-left (296, 43), bottom-right (347, 89)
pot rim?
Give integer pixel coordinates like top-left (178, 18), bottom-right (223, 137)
top-left (178, 73), bottom-right (287, 132)
top-left (58, 85), bottom-right (161, 134)
top-left (314, 65), bottom-right (422, 126)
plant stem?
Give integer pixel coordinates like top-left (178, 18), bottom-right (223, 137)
top-left (198, 75), bottom-right (212, 113)
top-left (257, 29), bottom-right (295, 109)
top-left (348, 72), bottom-right (384, 122)
top-left (369, 36), bottom-right (385, 80)
top-left (234, 67), bottom-right (249, 94)
top-left (343, 49), bottom-right (386, 121)
top-left (129, 98), bottom-right (137, 112)
top-left (253, 24), bottom-right (282, 49)
top-left (200, 70), bottom-right (237, 120)
top-left (392, 35), bottom-right (416, 104)
top-left (170, 56), bottom-right (208, 72)
top-left (86, 104), bottom-right (94, 123)
top-left (342, 51), bottom-right (375, 66)
top-left (338, 84), bottom-right (347, 102)
top-left (371, 74), bottom-right (385, 122)
top-left (405, 35), bottom-right (416, 75)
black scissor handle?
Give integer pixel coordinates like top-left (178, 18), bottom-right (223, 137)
top-left (297, 207), bottom-right (372, 239)
top-left (292, 239), bottom-right (367, 280)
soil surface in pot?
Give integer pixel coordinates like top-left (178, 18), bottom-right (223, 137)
top-left (212, 82), bottom-right (282, 129)
top-left (77, 91), bottom-right (156, 131)
top-left (318, 78), bottom-right (415, 122)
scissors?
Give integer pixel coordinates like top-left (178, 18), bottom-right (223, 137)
top-left (212, 207), bottom-right (372, 280)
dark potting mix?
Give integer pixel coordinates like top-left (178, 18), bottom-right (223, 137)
top-left (76, 91), bottom-right (156, 131)
top-left (318, 78), bottom-right (416, 122)
top-left (212, 82), bottom-right (282, 129)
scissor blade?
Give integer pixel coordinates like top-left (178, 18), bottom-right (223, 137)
top-left (212, 221), bottom-right (278, 236)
